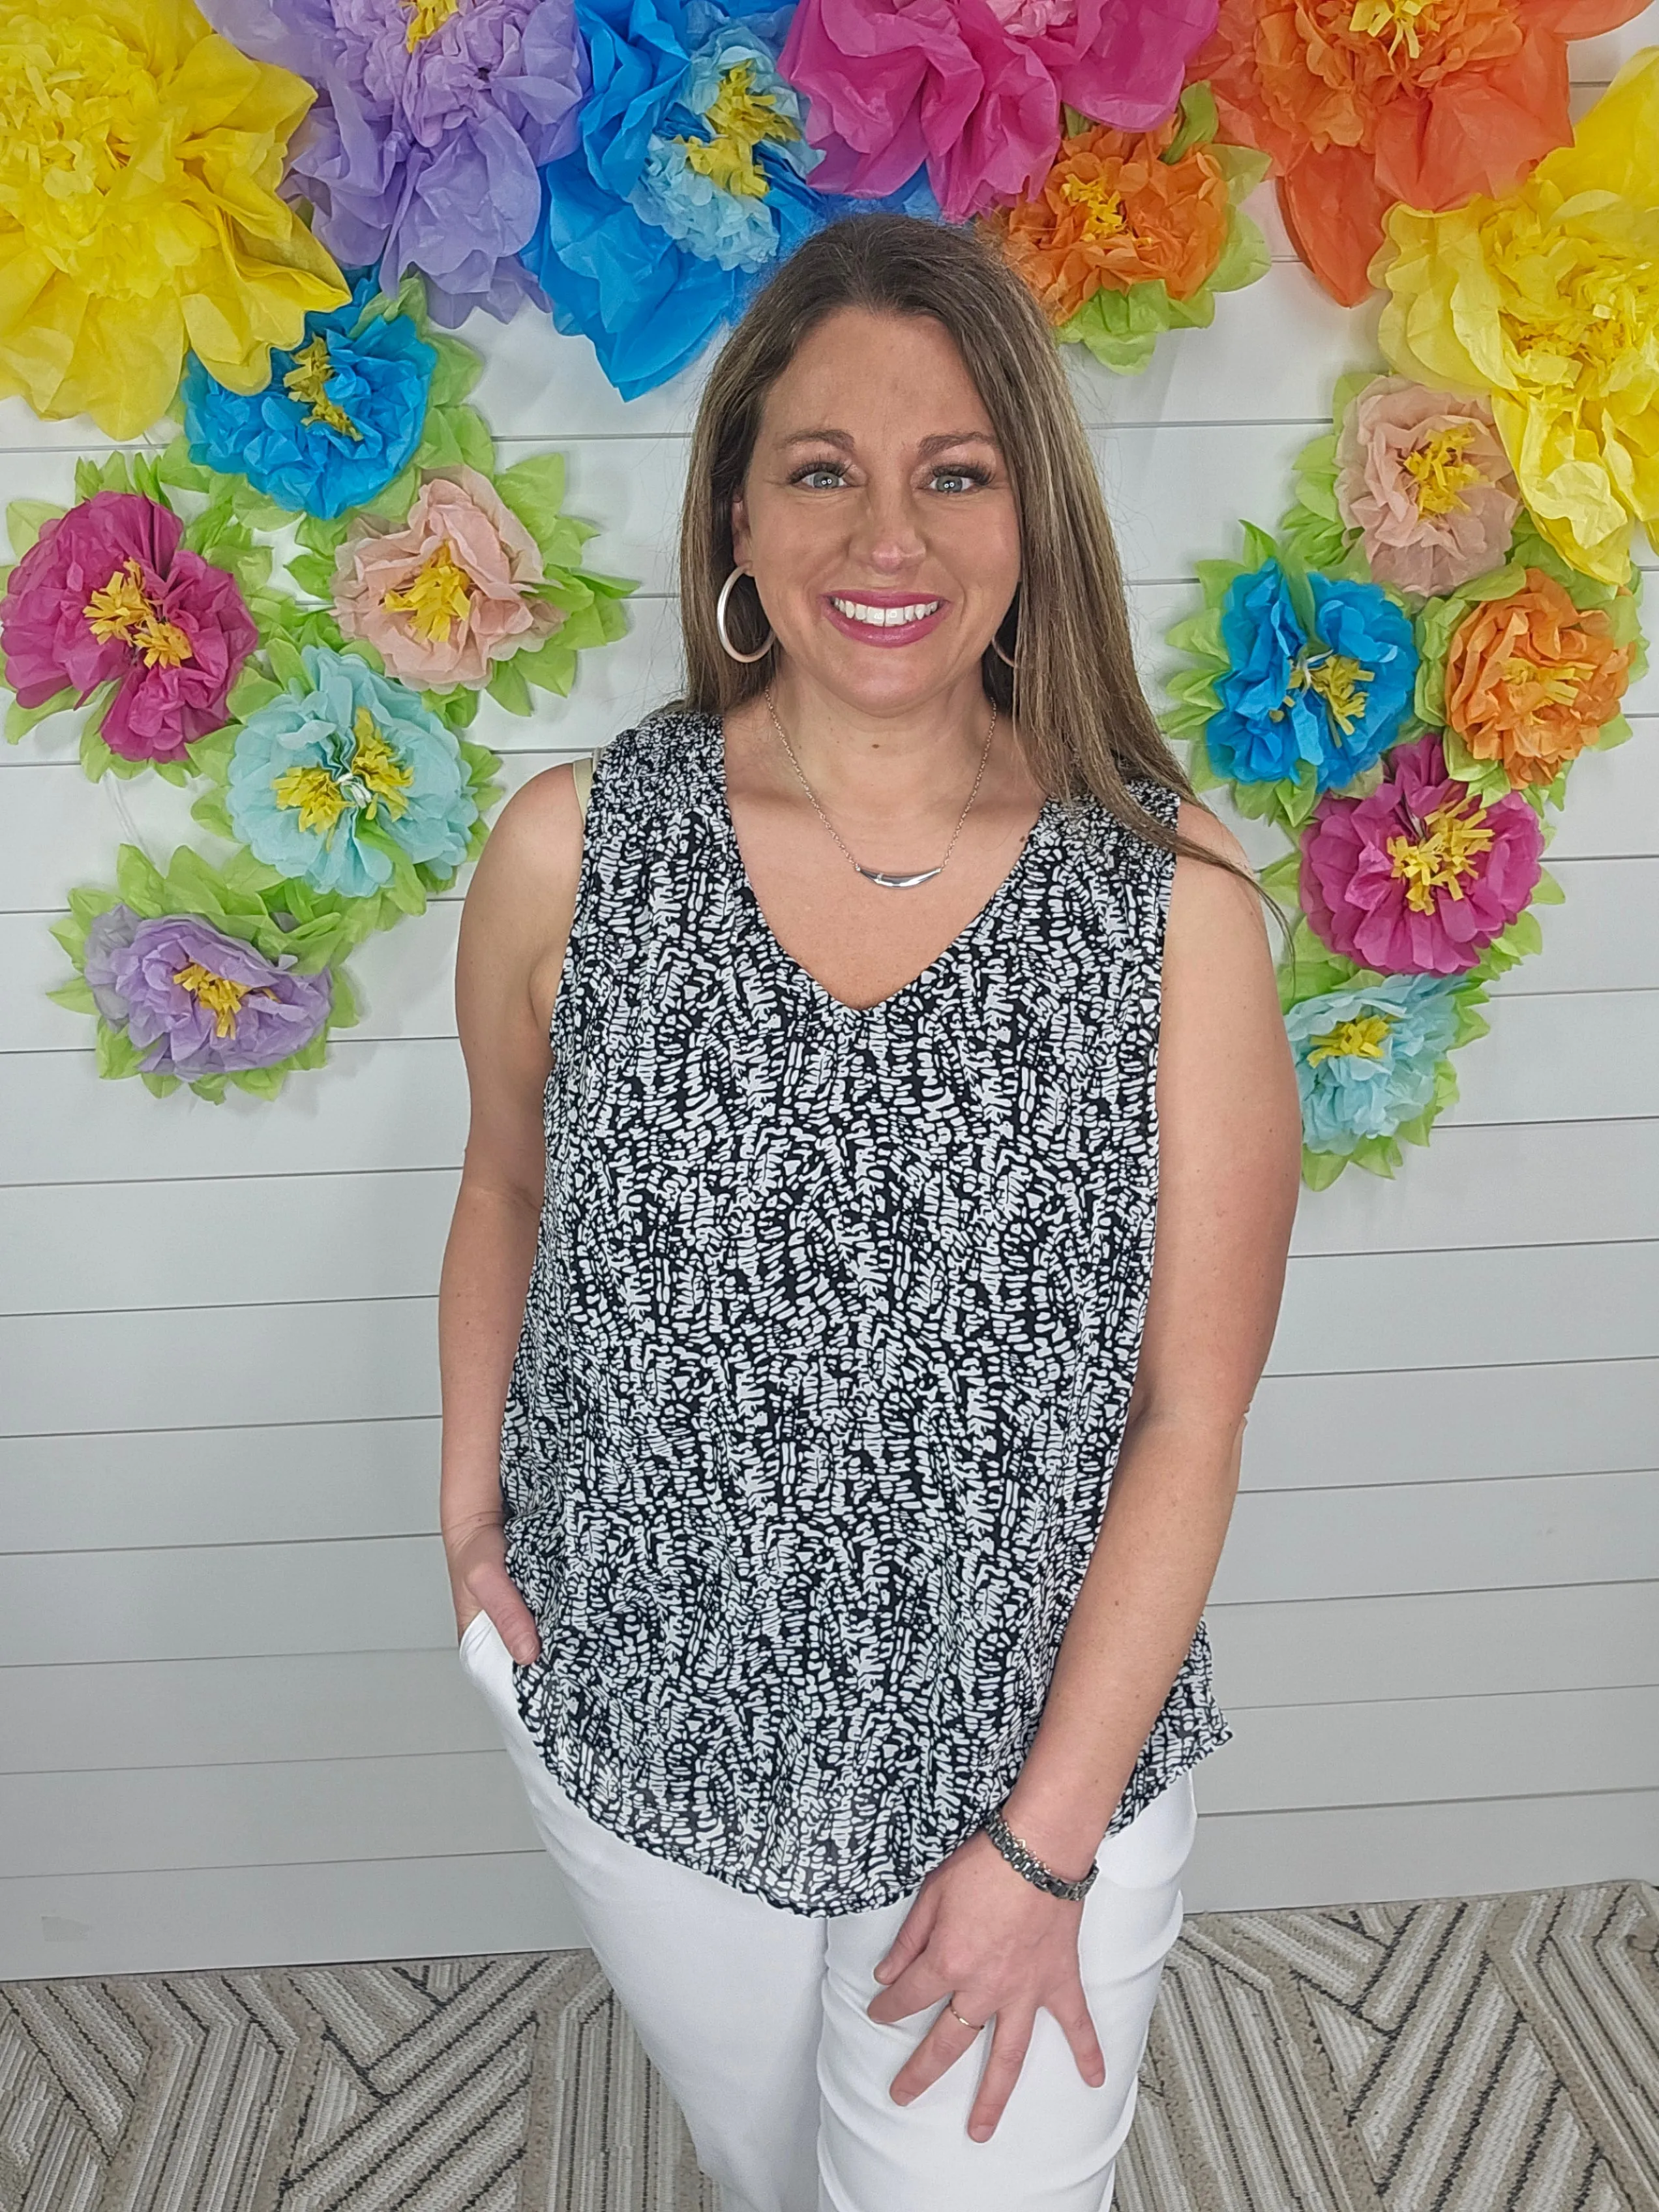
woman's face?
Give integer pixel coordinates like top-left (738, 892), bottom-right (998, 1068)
top-left (730, 307), bottom-right (1022, 721)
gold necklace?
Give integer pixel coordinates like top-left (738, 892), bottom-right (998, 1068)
top-left (762, 687), bottom-right (998, 889)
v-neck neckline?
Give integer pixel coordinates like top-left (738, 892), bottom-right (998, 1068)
top-left (704, 709), bottom-right (1057, 1020)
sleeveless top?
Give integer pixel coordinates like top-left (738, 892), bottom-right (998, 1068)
top-left (497, 705), bottom-right (1233, 1916)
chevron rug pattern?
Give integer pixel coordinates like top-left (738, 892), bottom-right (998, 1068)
top-left (3, 1880), bottom-right (1656, 2212)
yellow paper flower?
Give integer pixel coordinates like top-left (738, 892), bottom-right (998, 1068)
top-left (1371, 46), bottom-right (1659, 585)
top-left (0, 0), bottom-right (350, 439)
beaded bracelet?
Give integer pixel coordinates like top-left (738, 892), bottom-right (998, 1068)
top-left (983, 1808), bottom-right (1099, 1902)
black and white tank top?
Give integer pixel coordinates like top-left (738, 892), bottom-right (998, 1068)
top-left (498, 705), bottom-right (1233, 1915)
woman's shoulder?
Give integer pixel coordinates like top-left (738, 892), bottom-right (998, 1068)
top-left (590, 703), bottom-right (719, 805)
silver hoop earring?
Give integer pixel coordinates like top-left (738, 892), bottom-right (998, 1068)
top-left (717, 567), bottom-right (774, 664)
top-left (991, 590), bottom-right (1020, 669)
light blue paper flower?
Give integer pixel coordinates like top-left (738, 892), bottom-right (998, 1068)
top-left (181, 275), bottom-right (436, 520)
top-left (1286, 974), bottom-right (1465, 1154)
top-left (522, 0), bottom-right (935, 398)
top-left (1210, 561), bottom-right (1418, 794)
top-left (227, 647), bottom-right (477, 901)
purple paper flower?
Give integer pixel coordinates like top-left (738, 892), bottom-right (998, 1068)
top-left (1, 493), bottom-right (257, 766)
top-left (205, 0), bottom-right (588, 323)
top-left (83, 906), bottom-right (335, 1077)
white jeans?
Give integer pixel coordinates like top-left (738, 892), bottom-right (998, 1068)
top-left (459, 1608), bottom-right (1195, 2212)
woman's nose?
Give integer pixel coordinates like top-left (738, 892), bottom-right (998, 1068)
top-left (844, 481), bottom-right (927, 573)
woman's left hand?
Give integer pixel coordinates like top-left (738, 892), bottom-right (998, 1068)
top-left (867, 1831), bottom-right (1105, 2140)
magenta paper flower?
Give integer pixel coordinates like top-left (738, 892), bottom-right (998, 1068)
top-left (1, 493), bottom-right (257, 766)
top-left (778, 0), bottom-right (1218, 224)
top-left (1300, 732), bottom-right (1544, 975)
top-left (332, 467), bottom-right (564, 689)
top-left (1335, 377), bottom-right (1522, 600)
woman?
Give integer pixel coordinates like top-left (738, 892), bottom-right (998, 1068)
top-left (440, 213), bottom-right (1300, 2212)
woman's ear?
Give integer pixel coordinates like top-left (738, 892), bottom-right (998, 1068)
top-left (730, 489), bottom-right (751, 569)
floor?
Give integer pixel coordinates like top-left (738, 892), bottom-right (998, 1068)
top-left (3, 1878), bottom-right (1656, 2211)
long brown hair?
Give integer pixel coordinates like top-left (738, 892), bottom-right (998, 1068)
top-left (675, 211), bottom-right (1282, 923)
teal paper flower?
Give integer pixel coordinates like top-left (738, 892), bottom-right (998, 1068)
top-left (217, 646), bottom-right (482, 904)
top-left (1162, 522), bottom-right (1419, 833)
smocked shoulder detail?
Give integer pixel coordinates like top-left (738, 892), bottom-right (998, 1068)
top-left (498, 708), bottom-right (1231, 1914)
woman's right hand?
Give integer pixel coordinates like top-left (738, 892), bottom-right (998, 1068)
top-left (447, 1517), bottom-right (543, 1664)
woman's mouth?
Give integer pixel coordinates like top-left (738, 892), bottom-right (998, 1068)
top-left (822, 593), bottom-right (949, 646)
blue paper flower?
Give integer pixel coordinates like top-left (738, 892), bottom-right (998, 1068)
top-left (181, 276), bottom-right (436, 520)
top-left (521, 0), bottom-right (936, 398)
top-left (1209, 561), bottom-right (1418, 794)
top-left (227, 647), bottom-right (477, 901)
top-left (1286, 974), bottom-right (1465, 1154)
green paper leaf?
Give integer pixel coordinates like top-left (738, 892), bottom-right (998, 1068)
top-left (7, 499), bottom-right (64, 557)
top-left (267, 635), bottom-right (309, 689)
top-left (1162, 80), bottom-right (1218, 161)
top-left (288, 552), bottom-right (337, 599)
top-left (7, 686), bottom-right (77, 743)
top-left (494, 453), bottom-right (570, 546)
top-left (486, 657), bottom-right (534, 715)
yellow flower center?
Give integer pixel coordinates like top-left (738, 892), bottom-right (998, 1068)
top-left (271, 706), bottom-right (414, 838)
top-left (1307, 1012), bottom-right (1396, 1066)
top-left (83, 559), bottom-right (194, 668)
top-left (1401, 424), bottom-right (1483, 516)
top-left (402, 0), bottom-right (461, 50)
top-left (1285, 648), bottom-right (1373, 739)
top-left (282, 335), bottom-right (363, 440)
top-left (381, 542), bottom-right (476, 643)
top-left (1499, 653), bottom-right (1594, 704)
top-left (1348, 0), bottom-right (1437, 59)
top-left (681, 61), bottom-right (798, 200)
top-left (171, 961), bottom-right (269, 1040)
top-left (1059, 173), bottom-right (1128, 243)
top-left (1385, 791), bottom-right (1495, 914)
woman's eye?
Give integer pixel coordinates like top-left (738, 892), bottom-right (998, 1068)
top-left (929, 468), bottom-right (989, 494)
top-left (793, 465), bottom-right (846, 489)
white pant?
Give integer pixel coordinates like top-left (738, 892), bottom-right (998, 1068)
top-left (459, 1608), bottom-right (1195, 2212)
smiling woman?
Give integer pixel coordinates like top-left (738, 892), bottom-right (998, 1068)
top-left (440, 214), bottom-right (1302, 2212)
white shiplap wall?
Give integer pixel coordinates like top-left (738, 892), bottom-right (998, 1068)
top-left (3, 24), bottom-right (1657, 1979)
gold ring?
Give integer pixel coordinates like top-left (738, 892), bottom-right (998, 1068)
top-left (948, 1999), bottom-right (985, 2032)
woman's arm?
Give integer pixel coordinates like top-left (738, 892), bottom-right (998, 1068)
top-left (867, 796), bottom-right (1302, 2136)
top-left (439, 762), bottom-right (586, 1664)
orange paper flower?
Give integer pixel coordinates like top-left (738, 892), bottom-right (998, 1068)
top-left (1193, 0), bottom-right (1651, 305)
top-left (1443, 567), bottom-right (1632, 785)
top-left (987, 116), bottom-right (1232, 325)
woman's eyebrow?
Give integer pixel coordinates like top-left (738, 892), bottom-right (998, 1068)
top-left (777, 428), bottom-right (1000, 451)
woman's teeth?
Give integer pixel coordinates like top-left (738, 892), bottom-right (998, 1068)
top-left (830, 597), bottom-right (942, 628)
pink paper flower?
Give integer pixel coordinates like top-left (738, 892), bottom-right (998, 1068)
top-left (1300, 731), bottom-right (1544, 975)
top-left (1, 492), bottom-right (256, 764)
top-left (1335, 377), bottom-right (1522, 599)
top-left (331, 468), bottom-right (564, 689)
top-left (778, 0), bottom-right (1218, 224)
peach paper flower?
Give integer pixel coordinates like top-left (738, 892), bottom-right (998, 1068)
top-left (332, 468), bottom-right (563, 691)
top-left (986, 113), bottom-right (1231, 324)
top-left (1335, 377), bottom-right (1521, 598)
top-left (1193, 0), bottom-right (1651, 305)
top-left (1442, 566), bottom-right (1632, 786)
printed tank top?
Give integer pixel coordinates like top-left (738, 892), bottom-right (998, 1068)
top-left (498, 705), bottom-right (1233, 1915)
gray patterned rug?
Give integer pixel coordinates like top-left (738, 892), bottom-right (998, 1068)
top-left (4, 1881), bottom-right (1656, 2211)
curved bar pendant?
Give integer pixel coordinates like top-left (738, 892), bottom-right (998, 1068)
top-left (856, 863), bottom-right (944, 889)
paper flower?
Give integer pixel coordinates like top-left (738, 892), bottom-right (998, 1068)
top-left (0, 0), bottom-right (350, 438)
top-left (1195, 0), bottom-right (1651, 307)
top-left (1287, 971), bottom-right (1471, 1161)
top-left (332, 467), bottom-right (565, 688)
top-left (524, 0), bottom-right (923, 398)
top-left (82, 903), bottom-right (333, 1077)
top-left (1162, 525), bottom-right (1418, 830)
top-left (209, 0), bottom-right (588, 324)
top-left (1299, 730), bottom-right (1544, 974)
top-left (181, 275), bottom-right (436, 521)
top-left (1332, 378), bottom-right (1523, 600)
top-left (1435, 566), bottom-right (1633, 789)
top-left (1, 492), bottom-right (256, 768)
top-left (1374, 48), bottom-right (1659, 584)
top-left (779, 0), bottom-right (1219, 224)
top-left (981, 83), bottom-right (1268, 374)
top-left (47, 842), bottom-right (363, 1100)
top-left (220, 645), bottom-right (480, 901)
